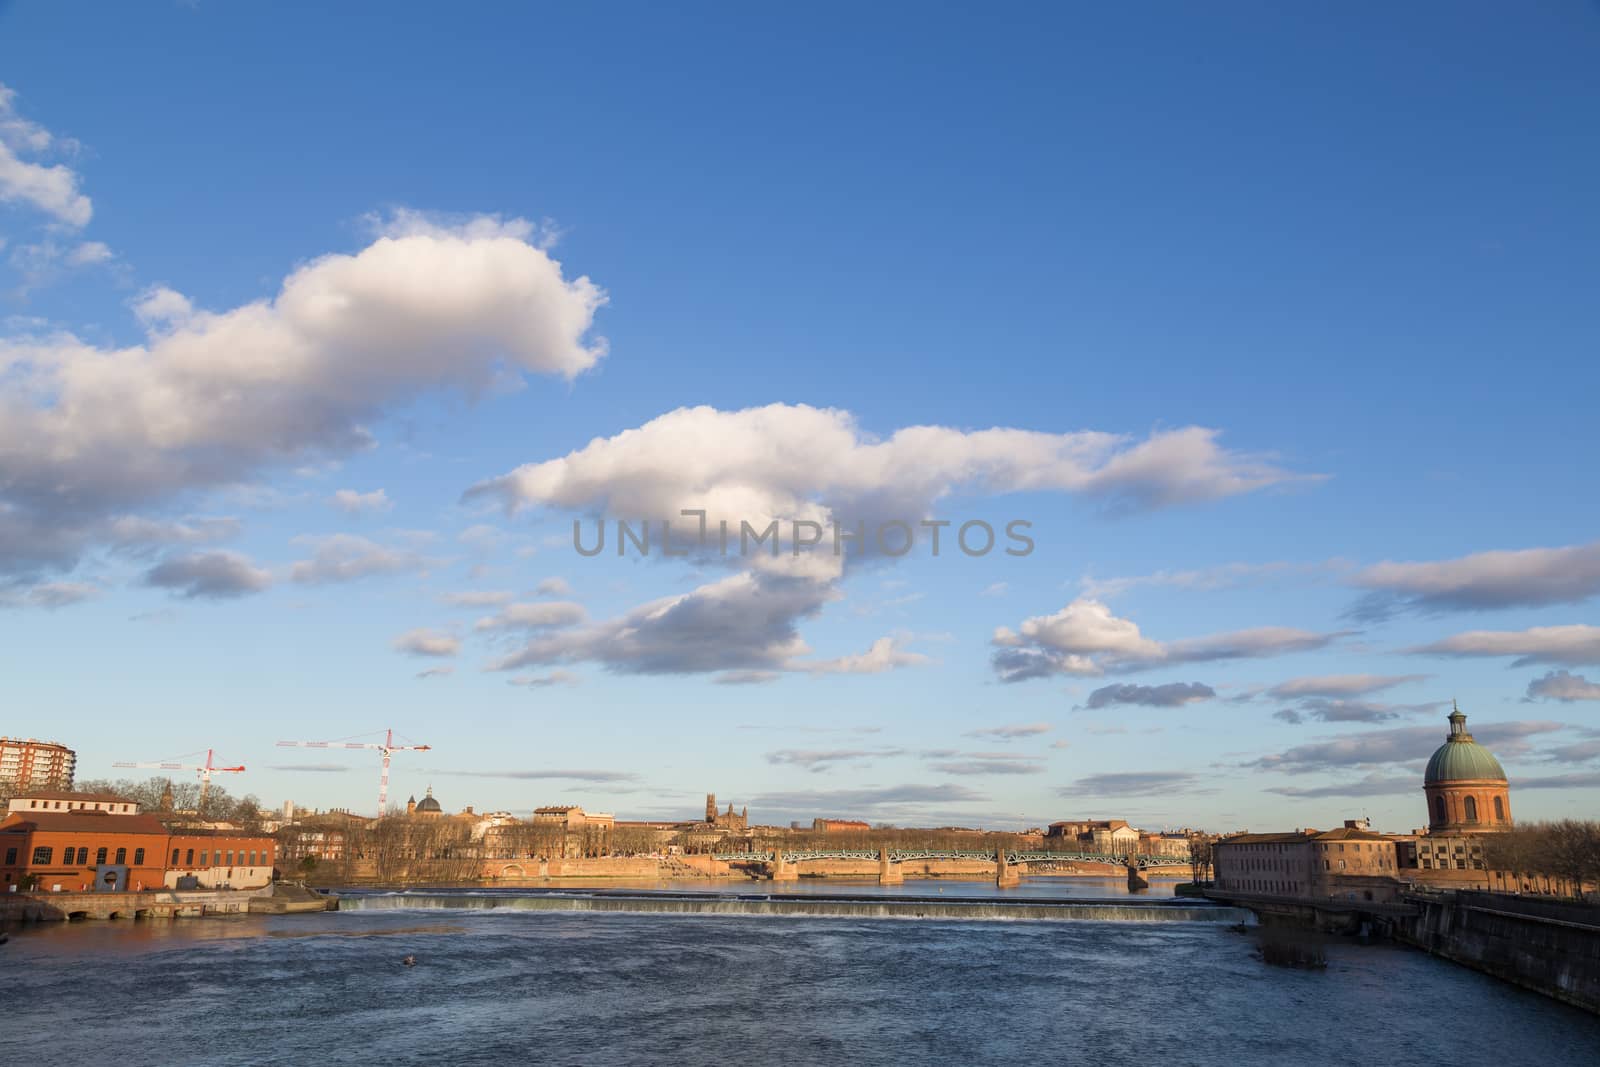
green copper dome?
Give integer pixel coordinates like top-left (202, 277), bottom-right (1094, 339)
top-left (1424, 706), bottom-right (1507, 784)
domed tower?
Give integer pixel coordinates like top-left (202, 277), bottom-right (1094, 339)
top-left (414, 786), bottom-right (443, 819)
top-left (1424, 703), bottom-right (1512, 833)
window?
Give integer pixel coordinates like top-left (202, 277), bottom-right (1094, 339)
top-left (1464, 796), bottom-right (1478, 822)
top-left (226, 850), bottom-right (234, 865)
top-left (171, 848), bottom-right (180, 864)
top-left (1494, 796), bottom-right (1505, 822)
top-left (96, 847), bottom-right (108, 865)
top-left (185, 849), bottom-right (194, 865)
top-left (201, 851), bottom-right (209, 865)
top-left (4, 847), bottom-right (15, 865)
top-left (134, 848), bottom-right (145, 865)
top-left (1434, 796), bottom-right (1447, 824)
top-left (31, 846), bottom-right (52, 864)
top-left (115, 847), bottom-right (127, 865)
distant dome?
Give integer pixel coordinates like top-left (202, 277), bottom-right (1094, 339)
top-left (1425, 706), bottom-right (1506, 784)
top-left (414, 787), bottom-right (442, 813)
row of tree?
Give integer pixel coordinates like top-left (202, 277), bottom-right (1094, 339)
top-left (1480, 821), bottom-right (1600, 899)
top-left (69, 777), bottom-right (267, 831)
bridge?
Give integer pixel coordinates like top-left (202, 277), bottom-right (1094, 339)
top-left (712, 849), bottom-right (1182, 868)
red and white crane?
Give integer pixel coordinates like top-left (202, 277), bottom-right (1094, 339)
top-left (275, 728), bottom-right (430, 816)
top-left (112, 748), bottom-right (246, 810)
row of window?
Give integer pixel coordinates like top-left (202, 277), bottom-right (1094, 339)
top-left (18, 846), bottom-right (147, 866)
top-left (1433, 795), bottom-right (1506, 823)
top-left (3, 845), bottom-right (270, 867)
top-left (170, 847), bottom-right (267, 867)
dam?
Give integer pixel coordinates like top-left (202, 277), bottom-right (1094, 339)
top-left (338, 886), bottom-right (1250, 923)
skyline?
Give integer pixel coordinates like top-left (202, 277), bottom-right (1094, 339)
top-left (2, 3), bottom-right (1599, 833)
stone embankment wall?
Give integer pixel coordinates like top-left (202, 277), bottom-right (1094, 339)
top-left (1393, 892), bottom-right (1600, 1014)
top-left (0, 886), bottom-right (274, 922)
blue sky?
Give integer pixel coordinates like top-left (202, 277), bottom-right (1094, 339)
top-left (1, 2), bottom-right (1597, 832)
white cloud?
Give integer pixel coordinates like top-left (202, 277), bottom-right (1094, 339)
top-left (535, 576), bottom-right (573, 597)
top-left (0, 132), bottom-right (91, 226)
top-left (1350, 541), bottom-right (1600, 618)
top-left (289, 534), bottom-right (426, 584)
top-left (1525, 670), bottom-right (1600, 703)
top-left (392, 628), bottom-right (460, 658)
top-left (468, 404), bottom-right (1310, 529)
top-left (132, 286), bottom-right (194, 327)
top-left (992, 597), bottom-right (1338, 682)
top-left (801, 635), bottom-right (928, 675)
top-left (0, 215), bottom-right (606, 579)
top-left (330, 488), bottom-right (392, 515)
top-left (65, 241), bottom-right (111, 266)
top-left (1408, 625), bottom-right (1600, 667)
top-left (487, 571), bottom-right (829, 676)
top-left (143, 550), bottom-right (271, 599)
top-left (474, 601), bottom-right (586, 632)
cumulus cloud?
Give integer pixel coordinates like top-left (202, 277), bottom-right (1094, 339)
top-left (487, 571), bottom-right (831, 676)
top-left (1525, 670), bottom-right (1600, 703)
top-left (1057, 772), bottom-right (1207, 797)
top-left (330, 488), bottom-right (392, 515)
top-left (0, 215), bottom-right (606, 579)
top-left (289, 535), bottom-right (428, 584)
top-left (992, 597), bottom-right (1339, 681)
top-left (1350, 541), bottom-right (1600, 619)
top-left (802, 635), bottom-right (928, 675)
top-left (0, 85), bottom-right (92, 227)
top-left (107, 514), bottom-right (241, 552)
top-left (143, 550), bottom-right (271, 599)
top-left (535, 576), bottom-right (573, 597)
top-left (1273, 697), bottom-right (1446, 724)
top-left (392, 628), bottom-right (460, 658)
top-left (1408, 625), bottom-right (1600, 667)
top-left (468, 404), bottom-right (1309, 527)
top-left (474, 601), bottom-right (586, 632)
top-left (1084, 682), bottom-right (1215, 709)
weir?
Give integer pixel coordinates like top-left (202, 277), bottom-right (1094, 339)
top-left (339, 889), bottom-right (1249, 924)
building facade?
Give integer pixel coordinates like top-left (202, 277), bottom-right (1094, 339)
top-left (1424, 705), bottom-right (1512, 833)
top-left (1213, 823), bottom-right (1401, 901)
top-left (0, 737), bottom-right (76, 794)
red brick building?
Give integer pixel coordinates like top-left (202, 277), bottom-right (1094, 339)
top-left (0, 810), bottom-right (169, 893)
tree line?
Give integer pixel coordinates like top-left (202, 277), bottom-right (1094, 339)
top-left (1481, 821), bottom-right (1600, 899)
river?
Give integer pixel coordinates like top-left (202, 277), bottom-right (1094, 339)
top-left (6, 885), bottom-right (1599, 1065)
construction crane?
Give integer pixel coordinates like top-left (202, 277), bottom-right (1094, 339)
top-left (275, 728), bottom-right (430, 816)
top-left (112, 748), bottom-right (246, 811)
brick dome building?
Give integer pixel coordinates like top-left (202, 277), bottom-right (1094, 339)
top-left (1424, 704), bottom-right (1512, 833)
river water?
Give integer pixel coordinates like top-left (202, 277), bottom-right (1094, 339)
top-left (6, 885), bottom-right (1599, 1065)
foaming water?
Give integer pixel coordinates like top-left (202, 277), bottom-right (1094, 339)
top-left (339, 887), bottom-right (1241, 923)
top-left (7, 908), bottom-right (1599, 1066)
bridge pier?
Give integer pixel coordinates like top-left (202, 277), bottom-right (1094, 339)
top-left (1126, 862), bottom-right (1150, 892)
top-left (878, 847), bottom-right (903, 886)
top-left (768, 851), bottom-right (798, 882)
top-left (996, 848), bottom-right (1021, 888)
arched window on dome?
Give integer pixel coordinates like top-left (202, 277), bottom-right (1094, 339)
top-left (1493, 796), bottom-right (1505, 823)
top-left (1464, 796), bottom-right (1478, 823)
top-left (1433, 796), bottom-right (1446, 825)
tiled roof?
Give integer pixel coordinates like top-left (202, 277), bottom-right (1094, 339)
top-left (0, 811), bottom-right (171, 836)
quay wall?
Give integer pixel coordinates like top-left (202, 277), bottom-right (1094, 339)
top-left (1392, 892), bottom-right (1600, 1014)
top-left (0, 886), bottom-right (273, 923)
